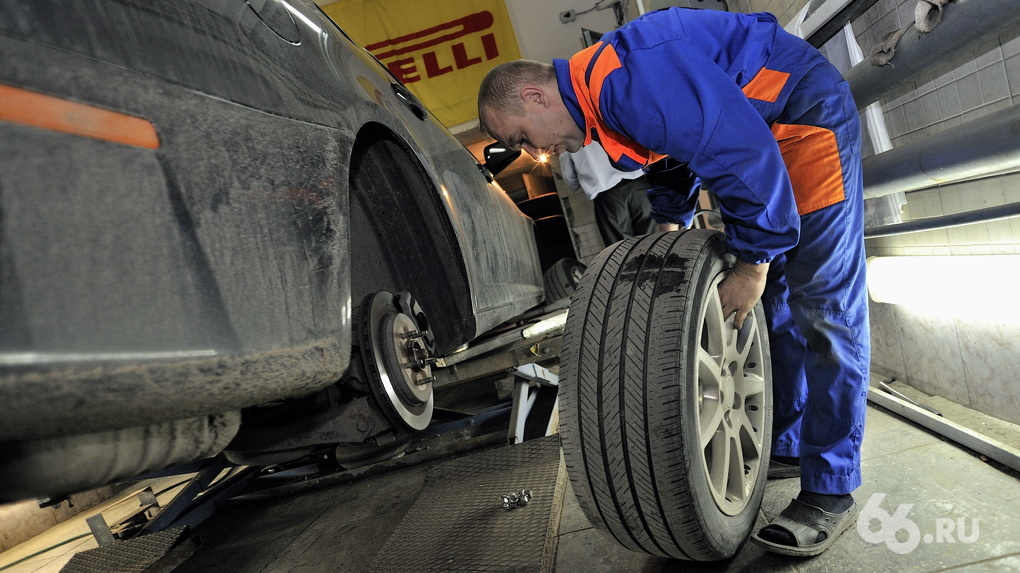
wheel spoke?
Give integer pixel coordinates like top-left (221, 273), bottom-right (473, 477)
top-left (701, 288), bottom-right (727, 357)
top-left (698, 347), bottom-right (720, 375)
top-left (706, 424), bottom-right (732, 496)
top-left (699, 395), bottom-right (725, 445)
top-left (698, 346), bottom-right (724, 444)
top-left (727, 433), bottom-right (746, 502)
top-left (734, 372), bottom-right (766, 402)
top-left (732, 408), bottom-right (764, 458)
top-left (734, 313), bottom-right (759, 364)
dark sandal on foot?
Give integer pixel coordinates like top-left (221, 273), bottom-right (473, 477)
top-left (751, 498), bottom-right (860, 556)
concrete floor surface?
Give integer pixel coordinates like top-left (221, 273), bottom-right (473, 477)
top-left (3, 404), bottom-right (1018, 572)
top-left (555, 406), bottom-right (1020, 573)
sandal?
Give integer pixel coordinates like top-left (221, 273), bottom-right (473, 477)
top-left (751, 498), bottom-right (860, 557)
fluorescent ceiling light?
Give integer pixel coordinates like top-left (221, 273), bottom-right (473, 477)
top-left (867, 255), bottom-right (1020, 320)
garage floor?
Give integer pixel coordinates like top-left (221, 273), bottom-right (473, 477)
top-left (2, 396), bottom-right (1019, 572)
top-left (555, 404), bottom-right (1020, 572)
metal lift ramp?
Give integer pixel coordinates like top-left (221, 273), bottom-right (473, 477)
top-left (50, 307), bottom-right (569, 572)
top-left (369, 434), bottom-right (567, 573)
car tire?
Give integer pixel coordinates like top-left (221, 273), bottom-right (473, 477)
top-left (543, 257), bottom-right (586, 303)
top-left (559, 229), bottom-right (772, 561)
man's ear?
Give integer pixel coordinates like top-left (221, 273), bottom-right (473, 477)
top-left (520, 86), bottom-right (548, 107)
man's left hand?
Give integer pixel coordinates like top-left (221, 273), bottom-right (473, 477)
top-left (718, 260), bottom-right (768, 329)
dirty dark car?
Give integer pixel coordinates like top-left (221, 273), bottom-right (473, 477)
top-left (0, 0), bottom-right (544, 501)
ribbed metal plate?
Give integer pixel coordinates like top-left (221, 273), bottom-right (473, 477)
top-left (60, 527), bottom-right (195, 573)
top-left (369, 435), bottom-right (566, 573)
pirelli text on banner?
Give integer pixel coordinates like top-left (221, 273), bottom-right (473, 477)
top-left (324, 0), bottom-right (521, 127)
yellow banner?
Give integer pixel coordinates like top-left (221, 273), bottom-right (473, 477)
top-left (323, 0), bottom-right (521, 127)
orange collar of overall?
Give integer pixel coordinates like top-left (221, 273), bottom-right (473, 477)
top-left (567, 42), bottom-right (667, 169)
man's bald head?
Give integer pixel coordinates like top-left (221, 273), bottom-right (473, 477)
top-left (477, 60), bottom-right (556, 139)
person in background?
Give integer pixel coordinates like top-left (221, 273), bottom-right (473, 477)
top-left (558, 141), bottom-right (656, 246)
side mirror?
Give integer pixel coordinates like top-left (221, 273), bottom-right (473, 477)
top-left (483, 142), bottom-right (521, 176)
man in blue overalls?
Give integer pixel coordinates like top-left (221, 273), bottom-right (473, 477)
top-left (478, 7), bottom-right (870, 557)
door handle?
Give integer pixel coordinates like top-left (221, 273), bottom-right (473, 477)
top-left (477, 163), bottom-right (494, 183)
top-left (391, 84), bottom-right (428, 121)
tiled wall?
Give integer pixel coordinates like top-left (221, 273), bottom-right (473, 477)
top-left (728, 0), bottom-right (805, 26)
top-left (731, 0), bottom-right (1020, 425)
top-left (550, 0), bottom-right (1020, 424)
top-left (853, 3), bottom-right (1020, 147)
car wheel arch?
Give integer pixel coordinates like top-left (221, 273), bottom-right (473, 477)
top-left (346, 122), bottom-right (475, 354)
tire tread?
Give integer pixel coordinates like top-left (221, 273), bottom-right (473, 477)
top-left (559, 230), bottom-right (771, 561)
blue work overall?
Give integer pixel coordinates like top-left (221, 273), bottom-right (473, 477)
top-left (555, 7), bottom-right (871, 494)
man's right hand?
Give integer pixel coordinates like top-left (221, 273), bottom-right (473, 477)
top-left (717, 259), bottom-right (768, 329)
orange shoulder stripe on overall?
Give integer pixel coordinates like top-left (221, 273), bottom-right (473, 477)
top-left (567, 42), bottom-right (666, 169)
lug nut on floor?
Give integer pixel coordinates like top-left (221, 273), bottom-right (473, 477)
top-left (500, 489), bottom-right (533, 510)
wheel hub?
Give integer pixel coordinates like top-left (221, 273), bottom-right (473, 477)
top-left (360, 291), bottom-right (435, 431)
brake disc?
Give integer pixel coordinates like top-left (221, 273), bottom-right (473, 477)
top-left (358, 291), bottom-right (435, 431)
